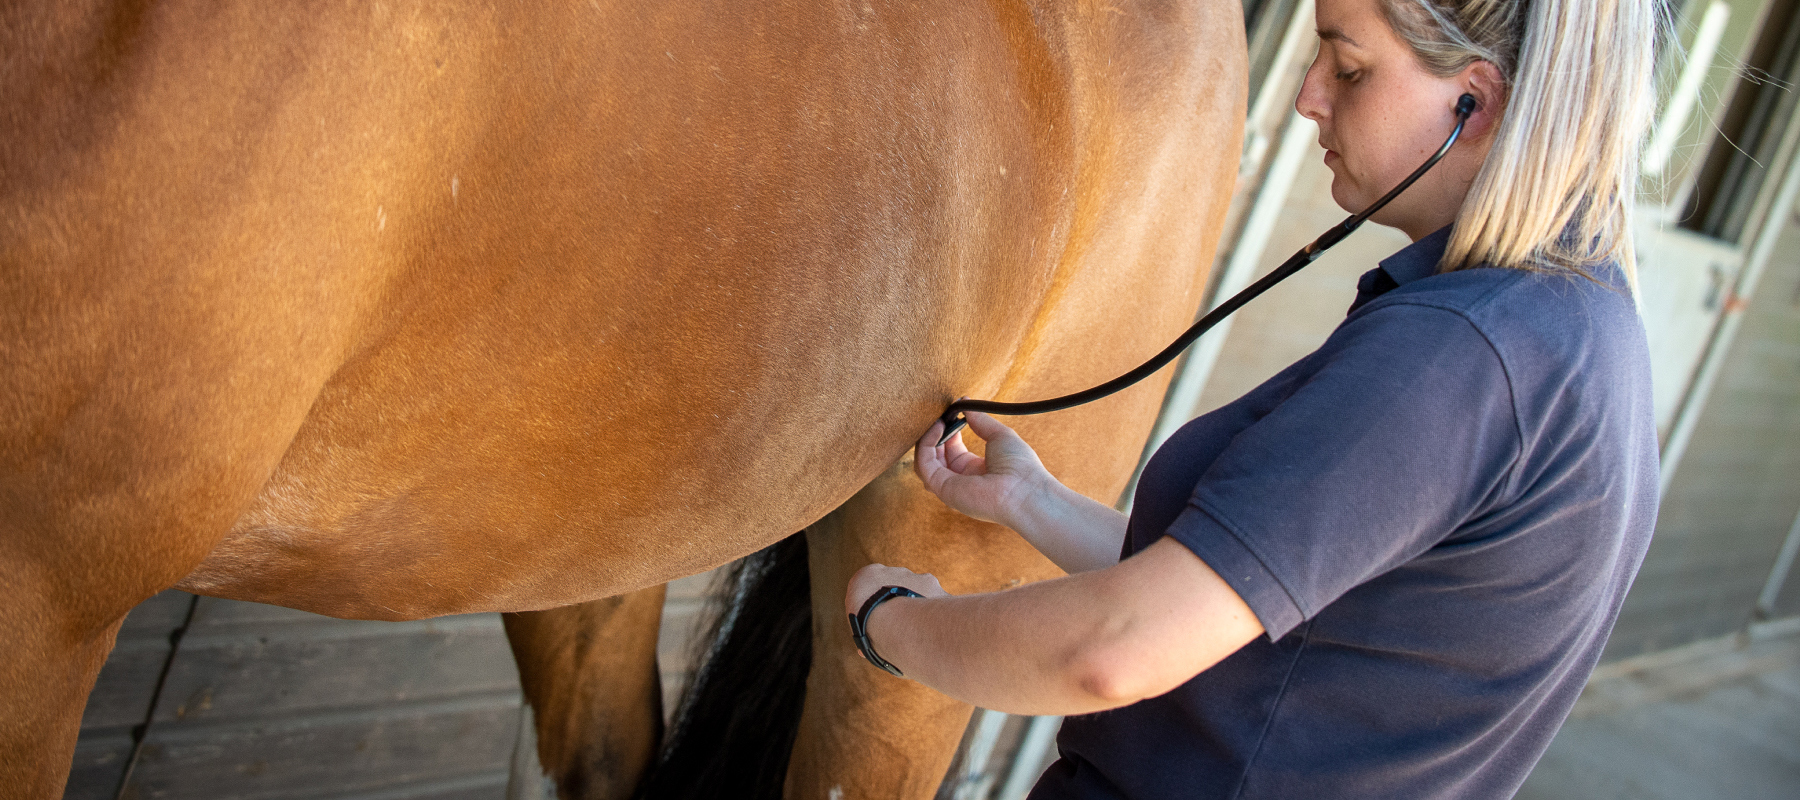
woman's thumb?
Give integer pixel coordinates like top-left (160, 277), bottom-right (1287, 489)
top-left (962, 410), bottom-right (1016, 443)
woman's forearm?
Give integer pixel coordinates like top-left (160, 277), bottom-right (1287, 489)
top-left (865, 571), bottom-right (1133, 716)
top-left (862, 537), bottom-right (1264, 716)
top-left (1003, 480), bottom-right (1129, 574)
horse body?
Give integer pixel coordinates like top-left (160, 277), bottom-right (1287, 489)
top-left (2, 0), bottom-right (1243, 795)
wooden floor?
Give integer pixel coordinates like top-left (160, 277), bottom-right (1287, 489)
top-left (65, 571), bottom-right (723, 800)
top-left (73, 578), bottom-right (1800, 800)
top-left (64, 565), bottom-right (1043, 800)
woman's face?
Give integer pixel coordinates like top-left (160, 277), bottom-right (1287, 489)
top-left (1296, 0), bottom-right (1496, 239)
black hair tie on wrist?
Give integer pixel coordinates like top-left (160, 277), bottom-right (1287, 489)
top-left (849, 585), bottom-right (922, 676)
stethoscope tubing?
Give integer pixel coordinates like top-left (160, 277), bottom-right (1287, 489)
top-left (935, 94), bottom-right (1477, 445)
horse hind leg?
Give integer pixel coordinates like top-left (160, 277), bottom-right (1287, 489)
top-left (786, 459), bottom-right (1067, 800)
top-left (502, 585), bottom-right (668, 800)
top-left (635, 463), bottom-right (1067, 800)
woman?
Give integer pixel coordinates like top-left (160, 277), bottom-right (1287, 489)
top-left (843, 0), bottom-right (1665, 796)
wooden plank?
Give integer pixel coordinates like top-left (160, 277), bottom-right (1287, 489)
top-left (1618, 215), bottom-right (1800, 654)
top-left (69, 579), bottom-right (742, 797)
top-left (124, 693), bottom-right (521, 799)
top-left (186, 596), bottom-right (365, 628)
top-left (119, 591), bottom-right (195, 634)
top-left (936, 712), bottom-right (1035, 800)
top-left (1776, 583), bottom-right (1800, 619)
top-left (80, 592), bottom-right (195, 732)
top-left (333, 773), bottom-right (509, 800)
top-left (80, 632), bottom-right (172, 731)
top-left (62, 731), bottom-right (133, 800)
top-left (66, 594), bottom-right (195, 799)
top-left (150, 612), bottom-right (519, 723)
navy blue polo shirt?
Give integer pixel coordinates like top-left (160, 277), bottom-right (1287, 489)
top-left (1033, 228), bottom-right (1660, 799)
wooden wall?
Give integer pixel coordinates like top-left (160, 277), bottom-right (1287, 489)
top-left (1605, 212), bottom-right (1800, 658)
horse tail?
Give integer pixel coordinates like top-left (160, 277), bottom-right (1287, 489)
top-left (637, 531), bottom-right (813, 800)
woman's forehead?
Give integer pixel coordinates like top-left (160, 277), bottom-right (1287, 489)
top-left (1315, 0), bottom-right (1403, 54)
top-left (1317, 26), bottom-right (1366, 50)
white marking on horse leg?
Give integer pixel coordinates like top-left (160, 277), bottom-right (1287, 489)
top-left (829, 786), bottom-right (845, 800)
top-left (506, 701), bottom-right (560, 800)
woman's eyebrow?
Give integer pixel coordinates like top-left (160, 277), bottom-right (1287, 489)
top-left (1317, 27), bottom-right (1363, 48)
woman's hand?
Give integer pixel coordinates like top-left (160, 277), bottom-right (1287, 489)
top-left (915, 411), bottom-right (1053, 531)
top-left (844, 562), bottom-right (948, 620)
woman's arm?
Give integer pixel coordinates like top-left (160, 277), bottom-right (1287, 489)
top-left (1002, 478), bottom-right (1129, 575)
top-left (914, 412), bottom-right (1126, 574)
top-left (845, 537), bottom-right (1263, 716)
top-left (867, 412), bottom-right (1261, 713)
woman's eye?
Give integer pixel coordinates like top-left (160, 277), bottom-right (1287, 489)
top-left (1336, 69), bottom-right (1360, 82)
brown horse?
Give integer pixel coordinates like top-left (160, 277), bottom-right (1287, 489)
top-left (0, 0), bottom-right (1244, 797)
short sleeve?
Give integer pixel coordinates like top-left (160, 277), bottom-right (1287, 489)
top-left (1167, 303), bottom-right (1522, 640)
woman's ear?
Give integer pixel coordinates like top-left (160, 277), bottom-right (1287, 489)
top-left (1459, 60), bottom-right (1508, 140)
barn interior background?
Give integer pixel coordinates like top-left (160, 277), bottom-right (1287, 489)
top-left (66, 0), bottom-right (1800, 796)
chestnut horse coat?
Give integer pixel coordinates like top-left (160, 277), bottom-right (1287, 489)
top-left (1, 0), bottom-right (1244, 794)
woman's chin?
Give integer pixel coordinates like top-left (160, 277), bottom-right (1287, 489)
top-left (1329, 183), bottom-right (1364, 215)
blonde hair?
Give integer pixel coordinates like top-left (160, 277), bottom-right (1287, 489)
top-left (1382, 0), bottom-right (1663, 282)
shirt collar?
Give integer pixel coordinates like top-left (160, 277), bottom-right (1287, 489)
top-left (1347, 226), bottom-right (1452, 315)
top-left (1378, 225), bottom-right (1453, 286)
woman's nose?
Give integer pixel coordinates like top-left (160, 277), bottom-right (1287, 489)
top-left (1295, 59), bottom-right (1329, 123)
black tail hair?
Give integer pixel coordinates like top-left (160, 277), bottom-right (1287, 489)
top-left (637, 532), bottom-right (813, 800)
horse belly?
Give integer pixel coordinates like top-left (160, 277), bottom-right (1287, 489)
top-left (173, 0), bottom-right (1078, 620)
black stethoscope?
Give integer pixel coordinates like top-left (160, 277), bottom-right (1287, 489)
top-left (855, 95), bottom-right (1479, 678)
top-left (934, 93), bottom-right (1478, 446)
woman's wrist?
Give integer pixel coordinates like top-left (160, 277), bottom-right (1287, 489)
top-left (998, 471), bottom-right (1065, 535)
top-left (843, 563), bottom-right (950, 680)
top-left (1002, 479), bottom-right (1128, 574)
top-left (851, 586), bottom-right (922, 677)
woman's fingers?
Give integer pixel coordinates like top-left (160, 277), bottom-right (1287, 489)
top-left (915, 435), bottom-right (947, 492)
top-left (916, 431), bottom-right (971, 495)
top-left (918, 421), bottom-right (944, 451)
top-left (964, 412), bottom-right (1024, 463)
top-left (942, 426), bottom-right (983, 474)
top-left (943, 423), bottom-right (973, 461)
top-left (917, 418), bottom-right (987, 480)
top-left (962, 411), bottom-right (1017, 444)
top-left (946, 447), bottom-right (986, 476)
top-left (916, 425), bottom-right (944, 474)
top-left (964, 411), bottom-right (1044, 474)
